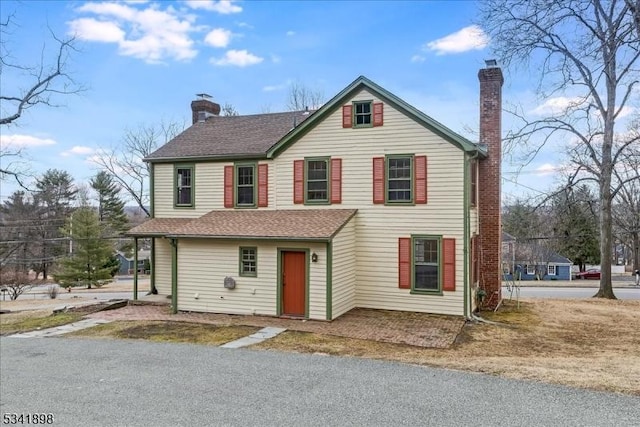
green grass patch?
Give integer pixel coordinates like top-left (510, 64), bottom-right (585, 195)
top-left (69, 321), bottom-right (260, 346)
top-left (0, 312), bottom-right (84, 336)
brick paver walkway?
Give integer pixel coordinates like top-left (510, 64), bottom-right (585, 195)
top-left (87, 304), bottom-right (465, 348)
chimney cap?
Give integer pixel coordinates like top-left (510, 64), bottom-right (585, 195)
top-left (195, 93), bottom-right (212, 100)
top-left (484, 59), bottom-right (498, 68)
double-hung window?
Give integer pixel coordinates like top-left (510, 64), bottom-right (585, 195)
top-left (414, 237), bottom-right (439, 291)
top-left (387, 156), bottom-right (412, 203)
top-left (547, 265), bottom-right (557, 276)
top-left (306, 159), bottom-right (329, 202)
top-left (175, 166), bottom-right (194, 207)
top-left (354, 101), bottom-right (372, 127)
top-left (236, 164), bottom-right (255, 207)
top-left (240, 247), bottom-right (257, 277)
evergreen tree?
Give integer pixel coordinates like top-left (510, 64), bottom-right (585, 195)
top-left (55, 207), bottom-right (113, 289)
top-left (90, 171), bottom-right (128, 236)
top-left (32, 169), bottom-right (77, 279)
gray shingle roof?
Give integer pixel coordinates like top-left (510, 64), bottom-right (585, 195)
top-left (145, 111), bottom-right (313, 161)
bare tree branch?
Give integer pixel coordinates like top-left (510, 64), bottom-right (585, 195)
top-left (481, 0), bottom-right (640, 299)
top-left (92, 121), bottom-right (184, 217)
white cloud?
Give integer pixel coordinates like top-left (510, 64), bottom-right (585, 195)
top-left (424, 25), bottom-right (489, 55)
top-left (68, 18), bottom-right (125, 43)
top-left (411, 54), bottom-right (425, 63)
top-left (530, 97), bottom-right (587, 116)
top-left (211, 49), bottom-right (263, 67)
top-left (1, 134), bottom-right (56, 148)
top-left (534, 163), bottom-right (558, 176)
top-left (61, 146), bottom-right (95, 157)
top-left (262, 82), bottom-right (288, 92)
top-left (185, 0), bottom-right (242, 14)
top-left (236, 22), bottom-right (253, 29)
top-left (69, 2), bottom-right (197, 63)
top-left (204, 28), bottom-right (232, 48)
top-left (286, 30), bottom-right (295, 36)
top-left (616, 105), bottom-right (635, 119)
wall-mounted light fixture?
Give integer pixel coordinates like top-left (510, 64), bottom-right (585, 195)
top-left (311, 252), bottom-right (319, 263)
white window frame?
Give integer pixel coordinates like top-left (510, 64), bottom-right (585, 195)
top-left (547, 265), bottom-right (557, 276)
top-left (526, 265), bottom-right (536, 275)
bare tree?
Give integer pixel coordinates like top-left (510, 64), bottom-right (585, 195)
top-left (286, 81), bottom-right (325, 111)
top-left (93, 121), bottom-right (184, 217)
top-left (0, 11), bottom-right (82, 188)
top-left (612, 134), bottom-right (640, 271)
top-left (0, 269), bottom-right (39, 301)
top-left (481, 0), bottom-right (640, 298)
top-left (221, 103), bottom-right (239, 116)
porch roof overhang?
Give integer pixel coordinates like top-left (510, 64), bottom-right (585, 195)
top-left (127, 209), bottom-right (358, 241)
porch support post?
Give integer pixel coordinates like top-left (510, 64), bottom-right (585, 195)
top-left (170, 238), bottom-right (178, 314)
top-left (133, 237), bottom-right (139, 300)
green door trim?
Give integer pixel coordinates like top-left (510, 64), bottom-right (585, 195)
top-left (276, 248), bottom-right (310, 318)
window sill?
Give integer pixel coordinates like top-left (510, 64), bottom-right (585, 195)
top-left (174, 204), bottom-right (195, 209)
top-left (240, 273), bottom-right (257, 278)
top-left (410, 289), bottom-right (443, 296)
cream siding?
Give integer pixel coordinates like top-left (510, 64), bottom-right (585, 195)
top-left (154, 238), bottom-right (172, 295)
top-left (274, 89), bottom-right (466, 316)
top-left (154, 161), bottom-right (275, 218)
top-left (176, 239), bottom-right (327, 320)
top-left (331, 218), bottom-right (356, 319)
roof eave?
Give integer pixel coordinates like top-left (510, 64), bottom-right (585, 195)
top-left (165, 234), bottom-right (331, 242)
top-left (144, 153), bottom-right (267, 163)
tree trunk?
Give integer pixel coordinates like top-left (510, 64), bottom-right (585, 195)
top-left (633, 233), bottom-right (640, 272)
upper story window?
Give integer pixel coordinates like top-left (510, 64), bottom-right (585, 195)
top-left (373, 155), bottom-right (426, 205)
top-left (387, 156), bottom-right (412, 203)
top-left (236, 164), bottom-right (255, 207)
top-left (354, 101), bottom-right (372, 127)
top-left (342, 102), bottom-right (383, 128)
top-left (306, 158), bottom-right (329, 203)
top-left (175, 166), bottom-right (194, 207)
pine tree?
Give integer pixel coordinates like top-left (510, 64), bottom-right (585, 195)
top-left (90, 171), bottom-right (128, 236)
top-left (54, 207), bottom-right (113, 289)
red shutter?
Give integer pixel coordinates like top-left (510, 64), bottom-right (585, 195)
top-left (293, 160), bottom-right (304, 204)
top-left (399, 238), bottom-right (411, 289)
top-left (257, 164), bottom-right (268, 207)
top-left (415, 155), bottom-right (427, 204)
top-left (373, 102), bottom-right (384, 127)
top-left (224, 165), bottom-right (234, 208)
top-left (372, 157), bottom-right (385, 204)
top-left (330, 158), bottom-right (342, 204)
top-left (443, 238), bottom-right (456, 291)
top-left (342, 105), bottom-right (353, 128)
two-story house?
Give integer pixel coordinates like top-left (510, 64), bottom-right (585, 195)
top-left (129, 63), bottom-right (504, 320)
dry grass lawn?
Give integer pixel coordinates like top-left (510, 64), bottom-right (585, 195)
top-left (0, 311), bottom-right (85, 336)
top-left (69, 321), bottom-right (260, 346)
top-left (255, 298), bottom-right (640, 396)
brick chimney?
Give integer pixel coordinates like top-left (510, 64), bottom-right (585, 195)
top-left (191, 93), bottom-right (220, 124)
top-left (477, 60), bottom-right (503, 309)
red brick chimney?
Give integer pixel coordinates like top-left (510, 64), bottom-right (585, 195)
top-left (191, 94), bottom-right (220, 124)
top-left (478, 60), bottom-right (503, 309)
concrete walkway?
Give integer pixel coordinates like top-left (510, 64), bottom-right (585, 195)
top-left (8, 317), bottom-right (287, 349)
top-left (9, 318), bottom-right (113, 338)
top-left (220, 327), bottom-right (287, 349)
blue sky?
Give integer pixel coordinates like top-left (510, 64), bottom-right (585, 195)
top-left (1, 0), bottom-right (567, 204)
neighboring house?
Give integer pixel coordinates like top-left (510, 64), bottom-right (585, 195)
top-left (115, 250), bottom-right (150, 275)
top-left (502, 237), bottom-right (573, 281)
top-left (128, 63), bottom-right (504, 319)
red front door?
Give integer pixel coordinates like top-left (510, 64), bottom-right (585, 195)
top-left (282, 251), bottom-right (306, 317)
